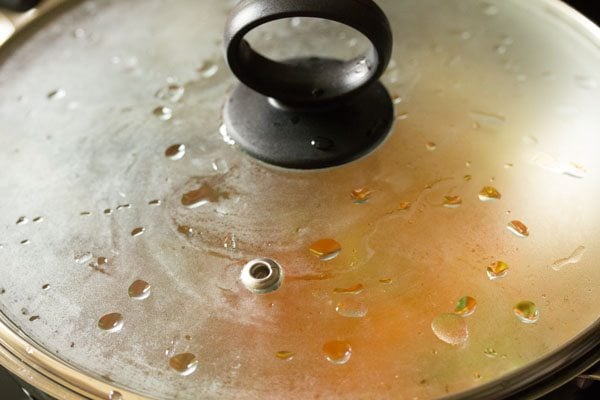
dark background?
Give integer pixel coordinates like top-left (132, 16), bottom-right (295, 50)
top-left (0, 0), bottom-right (599, 399)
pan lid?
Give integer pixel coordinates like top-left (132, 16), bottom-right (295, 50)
top-left (0, 0), bottom-right (599, 399)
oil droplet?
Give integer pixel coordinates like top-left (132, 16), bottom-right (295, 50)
top-left (98, 313), bottom-right (124, 333)
top-left (379, 278), bottom-right (393, 284)
top-left (104, 208), bottom-right (113, 215)
top-left (165, 144), bottom-right (186, 160)
top-left (513, 301), bottom-right (539, 323)
top-left (309, 238), bottom-right (341, 261)
top-left (398, 201), bottom-right (412, 211)
top-left (33, 216), bottom-right (44, 223)
top-left (507, 220), bottom-right (529, 238)
top-left (16, 216), bottom-right (28, 225)
top-left (431, 313), bottom-right (469, 346)
top-left (322, 341), bottom-right (352, 365)
top-left (211, 158), bottom-right (230, 173)
top-left (396, 112), bottom-right (409, 121)
top-left (198, 61), bottom-right (219, 78)
top-left (478, 186), bottom-right (501, 202)
top-left (335, 299), bottom-right (368, 318)
top-left (333, 283), bottom-right (364, 295)
top-left (153, 106), bottom-right (173, 121)
top-left (276, 351), bottom-right (294, 361)
top-left (29, 315), bottom-right (40, 322)
top-left (148, 199), bottom-right (161, 206)
top-left (47, 88), bottom-right (66, 100)
top-left (75, 252), bottom-right (93, 265)
top-left (20, 239), bottom-right (30, 245)
top-left (155, 84), bottom-right (185, 103)
top-left (351, 188), bottom-right (372, 204)
top-left (128, 280), bottom-right (151, 300)
top-left (80, 211), bottom-right (92, 216)
top-left (169, 353), bottom-right (198, 376)
top-left (177, 225), bottom-right (194, 236)
top-left (463, 175), bottom-right (472, 181)
top-left (181, 183), bottom-right (229, 208)
top-left (426, 141), bottom-right (437, 151)
top-left (504, 163), bottom-right (514, 169)
top-left (454, 296), bottom-right (477, 316)
top-left (484, 348), bottom-right (498, 358)
top-left (131, 227), bottom-right (145, 237)
top-left (551, 246), bottom-right (586, 271)
top-left (109, 391), bottom-right (123, 400)
top-left (311, 137), bottom-right (334, 151)
top-left (487, 261), bottom-right (509, 280)
top-left (443, 195), bottom-right (462, 209)
top-left (116, 204), bottom-right (131, 211)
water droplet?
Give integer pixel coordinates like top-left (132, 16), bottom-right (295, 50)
top-left (155, 84), bottom-right (185, 103)
top-left (47, 89), bottom-right (66, 100)
top-left (98, 313), bottom-right (124, 332)
top-left (211, 158), bottom-right (229, 173)
top-left (481, 2), bottom-right (499, 16)
top-left (335, 299), bottom-right (368, 318)
top-left (223, 233), bottom-right (237, 250)
top-left (465, 161), bottom-right (472, 167)
top-left (431, 313), bottom-right (469, 346)
top-left (181, 183), bottom-right (229, 208)
top-left (507, 220), bottom-right (529, 238)
top-left (487, 261), bottom-right (509, 280)
top-left (20, 240), bottom-right (30, 245)
top-left (97, 257), bottom-right (109, 266)
top-left (289, 17), bottom-right (302, 28)
top-left (309, 239), bottom-right (341, 261)
top-left (29, 315), bottom-right (40, 322)
top-left (454, 296), bottom-right (477, 316)
top-left (351, 188), bottom-right (372, 204)
top-left (42, 284), bottom-right (50, 290)
top-left (80, 211), bottom-right (92, 216)
top-left (470, 110), bottom-right (505, 127)
top-left (75, 252), bottom-right (93, 265)
top-left (109, 391), bottom-right (123, 400)
top-left (198, 61), bottom-right (219, 78)
top-left (333, 283), bottom-right (364, 295)
top-left (322, 341), bottom-right (352, 365)
top-left (426, 141), bottom-right (437, 151)
top-left (131, 227), bottom-right (145, 237)
top-left (169, 353), bottom-right (198, 376)
top-left (484, 348), bottom-right (498, 358)
top-left (165, 144), bottom-right (186, 160)
top-left (379, 278), bottom-right (393, 284)
top-left (104, 208), bottom-right (113, 215)
top-left (574, 75), bottom-right (598, 90)
top-left (513, 301), bottom-right (539, 323)
top-left (116, 204), bottom-right (131, 211)
top-left (148, 199), bottom-right (161, 206)
top-left (16, 216), bottom-right (28, 225)
top-left (128, 280), bottom-right (151, 300)
top-left (32, 216), bottom-right (44, 223)
top-left (398, 201), bottom-right (412, 211)
top-left (396, 112), bottom-right (409, 121)
top-left (153, 106), bottom-right (173, 121)
top-left (177, 225), bottom-right (194, 236)
top-left (504, 163), bottom-right (514, 169)
top-left (310, 137), bottom-right (334, 151)
top-left (478, 186), bottom-right (501, 202)
top-left (219, 124), bottom-right (236, 145)
top-left (392, 95), bottom-right (402, 105)
top-left (495, 45), bottom-right (507, 55)
top-left (551, 246), bottom-right (586, 271)
top-left (443, 195), bottom-right (462, 209)
top-left (563, 162), bottom-right (587, 179)
top-left (276, 351), bottom-right (294, 361)
top-left (463, 175), bottom-right (472, 181)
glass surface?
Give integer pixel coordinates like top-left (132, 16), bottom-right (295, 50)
top-left (0, 0), bottom-right (598, 398)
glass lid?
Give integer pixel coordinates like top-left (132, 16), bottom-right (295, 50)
top-left (0, 0), bottom-right (598, 399)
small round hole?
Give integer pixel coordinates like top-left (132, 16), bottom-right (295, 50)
top-left (250, 263), bottom-right (272, 280)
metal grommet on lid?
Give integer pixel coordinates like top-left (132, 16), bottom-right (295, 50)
top-left (240, 258), bottom-right (284, 294)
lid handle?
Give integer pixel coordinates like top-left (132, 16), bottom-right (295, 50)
top-left (224, 0), bottom-right (393, 107)
top-left (222, 0), bottom-right (395, 169)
